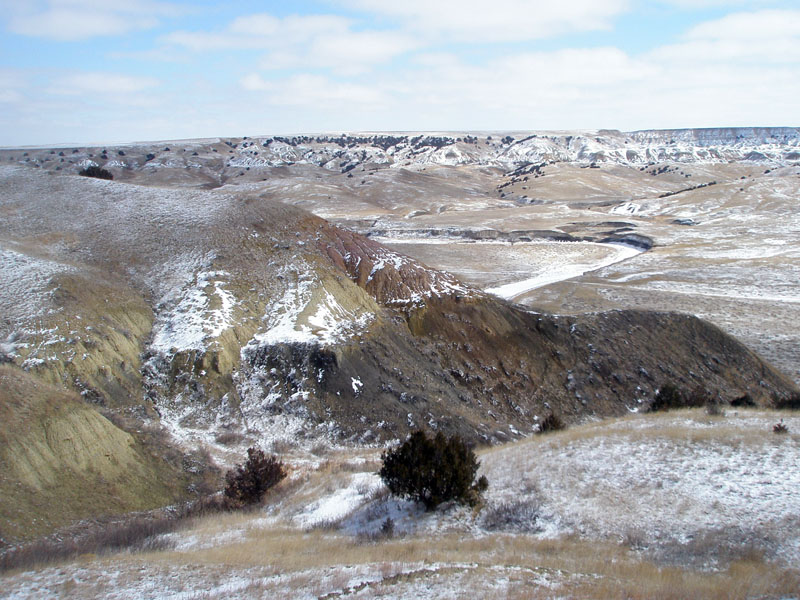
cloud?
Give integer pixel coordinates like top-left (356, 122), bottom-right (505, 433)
top-left (163, 14), bottom-right (353, 51)
top-left (240, 73), bottom-right (385, 107)
top-left (261, 30), bottom-right (419, 74)
top-left (5, 0), bottom-right (183, 41)
top-left (0, 69), bottom-right (26, 104)
top-left (165, 12), bottom-right (420, 74)
top-left (651, 9), bottom-right (800, 63)
top-left (685, 8), bottom-right (800, 41)
top-left (230, 6), bottom-right (799, 133)
top-left (339, 0), bottom-right (629, 42)
top-left (3, 4), bottom-right (799, 144)
top-left (48, 72), bottom-right (160, 96)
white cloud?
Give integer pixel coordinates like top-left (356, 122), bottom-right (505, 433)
top-left (3, 4), bottom-right (799, 144)
top-left (229, 14), bottom-right (349, 39)
top-left (651, 9), bottom-right (800, 63)
top-left (163, 14), bottom-right (353, 51)
top-left (261, 30), bottom-right (419, 74)
top-left (5, 0), bottom-right (182, 41)
top-left (230, 14), bottom-right (798, 133)
top-left (655, 0), bottom-right (762, 9)
top-left (240, 73), bottom-right (385, 107)
top-left (48, 72), bottom-right (160, 96)
top-left (339, 0), bottom-right (629, 42)
top-left (685, 8), bottom-right (800, 41)
top-left (165, 12), bottom-right (420, 74)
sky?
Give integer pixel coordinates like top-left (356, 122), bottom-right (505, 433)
top-left (1, 0), bottom-right (798, 146)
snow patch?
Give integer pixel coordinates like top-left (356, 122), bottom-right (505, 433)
top-left (247, 271), bottom-right (373, 348)
top-left (150, 270), bottom-right (238, 354)
top-left (295, 472), bottom-right (383, 528)
top-left (486, 242), bottom-right (642, 300)
top-left (0, 247), bottom-right (75, 324)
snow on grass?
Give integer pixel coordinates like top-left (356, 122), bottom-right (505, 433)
top-left (485, 242), bottom-right (642, 300)
top-left (0, 331), bottom-right (27, 361)
top-left (0, 247), bottom-right (74, 325)
top-left (4, 411), bottom-right (800, 597)
top-left (610, 201), bottom-right (642, 215)
top-left (480, 410), bottom-right (800, 566)
top-left (294, 472), bottom-right (383, 529)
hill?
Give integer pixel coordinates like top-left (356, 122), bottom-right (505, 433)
top-left (1, 129), bottom-right (798, 541)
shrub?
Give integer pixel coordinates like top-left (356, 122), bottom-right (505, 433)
top-left (537, 412), bottom-right (565, 434)
top-left (481, 499), bottom-right (541, 533)
top-left (774, 392), bottom-right (800, 410)
top-left (705, 394), bottom-right (726, 416)
top-left (687, 385), bottom-right (713, 408)
top-left (730, 394), bottom-right (756, 408)
top-left (649, 383), bottom-right (684, 412)
top-left (649, 383), bottom-right (714, 412)
top-left (79, 165), bottom-right (113, 180)
top-left (705, 398), bottom-right (725, 416)
top-left (379, 430), bottom-right (488, 510)
top-left (773, 419), bottom-right (789, 434)
top-left (379, 517), bottom-right (395, 539)
top-left (223, 447), bottom-right (286, 507)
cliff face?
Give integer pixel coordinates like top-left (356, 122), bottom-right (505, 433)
top-left (0, 366), bottom-right (194, 542)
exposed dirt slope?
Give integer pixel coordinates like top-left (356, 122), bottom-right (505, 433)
top-left (0, 366), bottom-right (189, 543)
top-left (249, 223), bottom-right (795, 443)
top-left (1, 166), bottom-right (795, 451)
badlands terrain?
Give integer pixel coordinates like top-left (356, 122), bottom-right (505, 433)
top-left (1, 127), bottom-right (799, 597)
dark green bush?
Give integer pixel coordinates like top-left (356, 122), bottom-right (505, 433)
top-left (223, 447), bottom-right (286, 507)
top-left (649, 383), bottom-right (684, 412)
top-left (537, 412), bottom-right (565, 434)
top-left (774, 392), bottom-right (800, 410)
top-left (649, 383), bottom-right (715, 412)
top-left (379, 431), bottom-right (487, 510)
top-left (79, 165), bottom-right (113, 180)
top-left (730, 394), bottom-right (756, 408)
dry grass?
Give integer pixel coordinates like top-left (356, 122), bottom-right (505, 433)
top-left (110, 525), bottom-right (800, 599)
top-left (6, 410), bottom-right (800, 597)
top-left (479, 408), bottom-right (800, 458)
top-left (0, 512), bottom-right (184, 574)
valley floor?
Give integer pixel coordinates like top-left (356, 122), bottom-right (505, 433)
top-left (3, 409), bottom-right (799, 599)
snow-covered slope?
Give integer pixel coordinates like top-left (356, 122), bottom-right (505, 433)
top-left (3, 409), bottom-right (799, 599)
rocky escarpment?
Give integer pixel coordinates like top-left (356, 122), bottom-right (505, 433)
top-left (1, 165), bottom-right (795, 450)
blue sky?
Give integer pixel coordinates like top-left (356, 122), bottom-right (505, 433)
top-left (1, 1), bottom-right (798, 145)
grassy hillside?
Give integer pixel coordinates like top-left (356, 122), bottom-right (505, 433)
top-left (0, 366), bottom-right (190, 543)
top-left (2, 409), bottom-right (798, 598)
